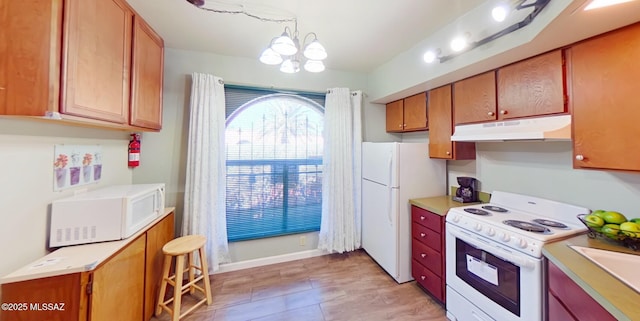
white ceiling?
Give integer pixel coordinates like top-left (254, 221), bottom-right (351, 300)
top-left (126, 0), bottom-right (485, 72)
top-left (126, 0), bottom-right (640, 74)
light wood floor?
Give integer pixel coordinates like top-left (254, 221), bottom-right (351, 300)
top-left (150, 249), bottom-right (447, 321)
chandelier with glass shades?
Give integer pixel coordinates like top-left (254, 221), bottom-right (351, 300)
top-left (260, 21), bottom-right (327, 73)
top-left (184, 0), bottom-right (327, 74)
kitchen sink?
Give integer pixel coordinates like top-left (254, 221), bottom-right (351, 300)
top-left (570, 246), bottom-right (640, 293)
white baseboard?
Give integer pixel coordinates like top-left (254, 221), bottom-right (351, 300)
top-left (213, 249), bottom-right (328, 274)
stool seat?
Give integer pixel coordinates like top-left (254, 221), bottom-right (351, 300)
top-left (155, 235), bottom-right (212, 321)
top-left (163, 235), bottom-right (206, 256)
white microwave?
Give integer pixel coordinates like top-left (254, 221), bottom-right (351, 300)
top-left (50, 183), bottom-right (165, 247)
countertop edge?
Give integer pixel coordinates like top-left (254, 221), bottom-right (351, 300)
top-left (543, 235), bottom-right (640, 321)
top-left (410, 195), bottom-right (478, 216)
top-left (0, 207), bottom-right (175, 284)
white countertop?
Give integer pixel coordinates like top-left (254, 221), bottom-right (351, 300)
top-left (0, 208), bottom-right (175, 284)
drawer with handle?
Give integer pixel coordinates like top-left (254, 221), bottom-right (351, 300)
top-left (411, 222), bottom-right (441, 252)
top-left (412, 239), bottom-right (442, 275)
top-left (412, 259), bottom-right (443, 302)
top-left (411, 206), bottom-right (441, 231)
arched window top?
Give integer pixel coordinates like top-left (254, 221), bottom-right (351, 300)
top-left (226, 93), bottom-right (324, 160)
top-left (226, 93), bottom-right (323, 125)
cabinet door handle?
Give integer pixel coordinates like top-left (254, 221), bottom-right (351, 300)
top-left (446, 151), bottom-right (451, 155)
top-left (500, 110), bottom-right (507, 115)
top-left (420, 216), bottom-right (425, 221)
top-left (398, 124), bottom-right (402, 128)
top-left (420, 233), bottom-right (426, 238)
top-left (421, 253), bottom-right (427, 258)
top-left (487, 111), bottom-right (495, 116)
top-left (421, 275), bottom-right (426, 280)
top-left (0, 87), bottom-right (5, 90)
top-left (575, 154), bottom-right (585, 161)
top-left (403, 123), bottom-right (407, 127)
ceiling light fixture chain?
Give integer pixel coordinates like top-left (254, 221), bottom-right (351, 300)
top-left (197, 5), bottom-right (297, 24)
top-left (186, 0), bottom-right (297, 23)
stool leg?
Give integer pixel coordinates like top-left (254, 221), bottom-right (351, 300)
top-left (188, 251), bottom-right (196, 295)
top-left (155, 255), bottom-right (172, 316)
top-left (172, 255), bottom-right (185, 321)
top-left (198, 247), bottom-right (213, 305)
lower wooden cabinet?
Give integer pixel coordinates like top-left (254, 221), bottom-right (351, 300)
top-left (411, 260), bottom-right (443, 302)
top-left (547, 260), bottom-right (616, 321)
top-left (0, 273), bottom-right (86, 321)
top-left (90, 235), bottom-right (146, 321)
top-left (0, 211), bottom-right (175, 321)
top-left (411, 206), bottom-right (445, 303)
top-left (143, 211), bottom-right (175, 320)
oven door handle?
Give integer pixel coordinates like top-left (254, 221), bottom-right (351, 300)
top-left (448, 227), bottom-right (536, 269)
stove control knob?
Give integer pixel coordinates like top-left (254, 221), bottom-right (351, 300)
top-left (500, 232), bottom-right (510, 242)
top-left (486, 228), bottom-right (495, 237)
top-left (452, 215), bottom-right (460, 223)
top-left (474, 223), bottom-right (482, 232)
top-left (518, 238), bottom-right (528, 248)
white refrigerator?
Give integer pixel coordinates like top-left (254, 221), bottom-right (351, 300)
top-left (361, 142), bottom-right (446, 283)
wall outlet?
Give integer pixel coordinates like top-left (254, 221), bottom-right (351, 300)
top-left (299, 236), bottom-right (306, 246)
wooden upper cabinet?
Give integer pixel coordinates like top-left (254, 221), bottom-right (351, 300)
top-left (497, 50), bottom-right (566, 119)
top-left (61, 0), bottom-right (133, 124)
top-left (428, 85), bottom-right (475, 160)
top-left (428, 85), bottom-right (453, 158)
top-left (386, 99), bottom-right (404, 132)
top-left (570, 22), bottom-right (640, 172)
top-left (130, 16), bottom-right (164, 130)
top-left (0, 0), bottom-right (164, 131)
top-left (386, 93), bottom-right (427, 132)
top-left (403, 92), bottom-right (428, 131)
top-left (0, 1), bottom-right (62, 116)
top-left (453, 71), bottom-right (497, 124)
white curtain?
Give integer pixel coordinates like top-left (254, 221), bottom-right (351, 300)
top-left (183, 72), bottom-right (230, 272)
top-left (318, 88), bottom-right (363, 253)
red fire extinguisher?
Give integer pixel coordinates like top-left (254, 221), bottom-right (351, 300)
top-left (128, 133), bottom-right (140, 167)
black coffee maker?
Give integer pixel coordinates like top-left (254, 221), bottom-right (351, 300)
top-left (453, 177), bottom-right (479, 203)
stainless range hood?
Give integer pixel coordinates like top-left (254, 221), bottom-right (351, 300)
top-left (450, 114), bottom-right (571, 142)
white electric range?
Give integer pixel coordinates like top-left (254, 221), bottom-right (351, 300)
top-left (445, 191), bottom-right (589, 321)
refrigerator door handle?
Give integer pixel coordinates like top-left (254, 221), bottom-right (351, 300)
top-left (387, 152), bottom-right (393, 225)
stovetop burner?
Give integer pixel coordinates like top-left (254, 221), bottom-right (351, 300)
top-left (464, 208), bottom-right (490, 216)
top-left (482, 205), bottom-right (508, 212)
top-left (532, 219), bottom-right (568, 229)
top-left (447, 191), bottom-right (590, 258)
top-left (503, 220), bottom-right (550, 234)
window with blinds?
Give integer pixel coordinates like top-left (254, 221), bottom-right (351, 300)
top-left (225, 86), bottom-right (325, 242)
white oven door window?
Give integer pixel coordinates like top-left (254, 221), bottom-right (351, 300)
top-left (456, 238), bottom-right (520, 316)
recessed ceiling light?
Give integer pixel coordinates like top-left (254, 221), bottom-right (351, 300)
top-left (584, 0), bottom-right (634, 10)
top-left (450, 36), bottom-right (468, 52)
top-left (423, 50), bottom-right (438, 63)
top-left (492, 5), bottom-right (508, 22)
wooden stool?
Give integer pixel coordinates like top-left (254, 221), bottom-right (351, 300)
top-left (155, 235), bottom-right (213, 321)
